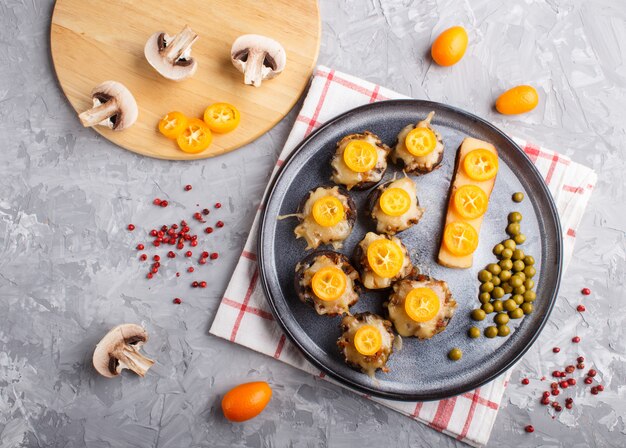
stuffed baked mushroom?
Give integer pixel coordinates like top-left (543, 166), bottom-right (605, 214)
top-left (367, 176), bottom-right (425, 235)
top-left (354, 232), bottom-right (414, 290)
top-left (294, 251), bottom-right (361, 316)
top-left (386, 274), bottom-right (457, 338)
top-left (331, 131), bottom-right (391, 190)
top-left (292, 186), bottom-right (357, 250)
top-left (391, 111), bottom-right (444, 174)
top-left (337, 312), bottom-right (395, 376)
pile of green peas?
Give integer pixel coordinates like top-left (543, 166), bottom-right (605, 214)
top-left (468, 209), bottom-right (537, 339)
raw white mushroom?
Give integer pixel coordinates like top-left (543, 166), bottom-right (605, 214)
top-left (92, 324), bottom-right (155, 378)
top-left (231, 34), bottom-right (286, 87)
top-left (78, 81), bottom-right (138, 131)
top-left (144, 25), bottom-right (198, 81)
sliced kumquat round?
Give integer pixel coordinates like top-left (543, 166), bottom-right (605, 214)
top-left (404, 287), bottom-right (441, 322)
top-left (311, 266), bottom-right (347, 301)
top-left (311, 196), bottom-right (345, 227)
top-left (379, 188), bottom-right (411, 216)
top-left (176, 118), bottom-right (212, 154)
top-left (203, 102), bottom-right (241, 133)
top-left (463, 149), bottom-right (498, 181)
top-left (343, 140), bottom-right (378, 173)
top-left (453, 184), bottom-right (488, 219)
top-left (158, 111), bottom-right (188, 139)
top-left (366, 238), bottom-right (404, 278)
top-left (354, 325), bottom-right (383, 356)
top-left (405, 127), bottom-right (437, 157)
top-left (443, 221), bottom-right (479, 256)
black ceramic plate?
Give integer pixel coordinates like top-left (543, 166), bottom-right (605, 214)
top-left (258, 100), bottom-right (562, 401)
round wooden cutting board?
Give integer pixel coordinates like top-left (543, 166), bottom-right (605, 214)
top-left (50, 0), bottom-right (320, 160)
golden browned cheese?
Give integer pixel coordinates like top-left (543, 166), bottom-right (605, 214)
top-left (331, 132), bottom-right (389, 189)
top-left (294, 187), bottom-right (353, 250)
top-left (357, 232), bottom-right (413, 289)
top-left (371, 177), bottom-right (425, 235)
top-left (337, 313), bottom-right (394, 377)
top-left (391, 111), bottom-right (444, 173)
top-left (296, 254), bottom-right (360, 316)
top-left (387, 277), bottom-right (457, 338)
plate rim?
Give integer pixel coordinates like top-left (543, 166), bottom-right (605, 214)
top-left (257, 99), bottom-right (563, 401)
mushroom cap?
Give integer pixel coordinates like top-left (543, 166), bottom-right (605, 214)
top-left (92, 324), bottom-right (149, 378)
top-left (231, 34), bottom-right (286, 85)
top-left (91, 81), bottom-right (138, 131)
top-left (144, 31), bottom-right (198, 82)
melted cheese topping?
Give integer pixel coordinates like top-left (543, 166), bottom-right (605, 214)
top-left (338, 314), bottom-right (394, 377)
top-left (297, 255), bottom-right (360, 315)
top-left (387, 278), bottom-right (457, 338)
top-left (331, 133), bottom-right (389, 189)
top-left (294, 187), bottom-right (354, 250)
top-left (358, 232), bottom-right (413, 289)
top-left (371, 177), bottom-right (425, 235)
top-left (391, 112), bottom-right (444, 173)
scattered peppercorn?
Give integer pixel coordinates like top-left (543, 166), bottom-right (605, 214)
top-left (584, 377), bottom-right (593, 385)
top-left (587, 369), bottom-right (597, 377)
top-left (187, 267), bottom-right (194, 273)
top-left (160, 200), bottom-right (168, 207)
top-left (524, 425), bottom-right (534, 433)
top-left (153, 198), bottom-right (161, 205)
top-left (572, 336), bottom-right (581, 343)
top-left (215, 202), bottom-right (222, 208)
top-left (173, 298), bottom-right (182, 304)
top-left (521, 378), bottom-right (530, 385)
top-left (568, 378), bottom-right (576, 386)
top-left (199, 281), bottom-right (207, 288)
top-left (577, 304), bottom-right (586, 312)
top-left (553, 347), bottom-right (560, 353)
top-left (184, 185), bottom-right (192, 191)
top-left (127, 224), bottom-right (135, 231)
top-left (205, 227), bottom-right (214, 234)
top-left (192, 281), bottom-right (199, 288)
top-left (216, 221), bottom-right (224, 228)
top-left (581, 287), bottom-right (591, 295)
top-left (137, 244), bottom-right (145, 250)
top-left (139, 254), bottom-right (147, 261)
top-left (597, 384), bottom-right (604, 392)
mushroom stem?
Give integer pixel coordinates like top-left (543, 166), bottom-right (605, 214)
top-left (79, 99), bottom-right (119, 128)
top-left (163, 26), bottom-right (198, 64)
top-left (114, 345), bottom-right (155, 377)
top-left (243, 51), bottom-right (265, 87)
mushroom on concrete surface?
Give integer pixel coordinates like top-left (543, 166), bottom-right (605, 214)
top-left (92, 324), bottom-right (155, 378)
top-left (144, 25), bottom-right (199, 81)
top-left (231, 34), bottom-right (286, 87)
top-left (78, 81), bottom-right (138, 131)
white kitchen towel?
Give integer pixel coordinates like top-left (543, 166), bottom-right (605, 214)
top-left (210, 66), bottom-right (597, 447)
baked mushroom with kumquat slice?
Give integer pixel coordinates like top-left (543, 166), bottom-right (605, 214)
top-left (386, 274), bottom-right (457, 338)
top-left (144, 25), bottom-right (199, 81)
top-left (337, 312), bottom-right (395, 377)
top-left (366, 176), bottom-right (425, 235)
top-left (353, 232), bottom-right (414, 290)
top-left (391, 111), bottom-right (444, 174)
top-left (286, 186), bottom-right (357, 250)
top-left (78, 81), bottom-right (138, 131)
top-left (294, 250), bottom-right (361, 316)
top-left (330, 131), bottom-right (391, 190)
top-left (92, 324), bottom-right (155, 378)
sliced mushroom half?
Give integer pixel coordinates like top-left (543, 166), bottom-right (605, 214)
top-left (144, 25), bottom-right (199, 81)
top-left (92, 324), bottom-right (155, 378)
top-left (78, 81), bottom-right (138, 131)
top-left (231, 34), bottom-right (286, 87)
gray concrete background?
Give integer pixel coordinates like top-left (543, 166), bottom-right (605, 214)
top-left (0, 0), bottom-right (624, 446)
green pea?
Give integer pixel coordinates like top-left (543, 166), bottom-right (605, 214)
top-left (524, 279), bottom-right (535, 290)
top-left (502, 283), bottom-right (513, 294)
top-left (509, 308), bottom-right (524, 319)
top-left (523, 290), bottom-right (536, 302)
top-left (482, 302), bottom-right (495, 314)
top-left (521, 303), bottom-right (534, 315)
top-left (471, 309), bottom-right (486, 321)
top-left (499, 270), bottom-right (512, 281)
top-left (485, 326), bottom-right (498, 338)
top-left (513, 192), bottom-right (524, 202)
top-left (468, 327), bottom-right (481, 339)
top-left (512, 294), bottom-right (524, 305)
top-left (510, 275), bottom-right (524, 288)
top-left (513, 260), bottom-right (525, 272)
top-left (500, 248), bottom-right (513, 260)
top-left (499, 259), bottom-right (513, 271)
top-left (514, 234), bottom-right (527, 244)
top-left (498, 325), bottom-right (511, 337)
top-left (487, 263), bottom-right (501, 275)
top-left (503, 239), bottom-right (516, 250)
top-left (492, 276), bottom-right (501, 287)
top-left (493, 300), bottom-right (504, 313)
top-left (493, 244), bottom-right (504, 256)
top-left (512, 249), bottom-right (525, 261)
top-left (524, 266), bottom-right (536, 278)
top-left (492, 287), bottom-right (504, 299)
top-left (478, 270), bottom-right (492, 282)
top-left (524, 256), bottom-right (535, 266)
top-left (508, 212), bottom-right (522, 223)
top-left (516, 271), bottom-right (526, 281)
top-left (514, 285), bottom-right (526, 295)
top-left (494, 312), bottom-right (509, 325)
top-left (479, 292), bottom-right (491, 304)
top-left (448, 348), bottom-right (462, 361)
top-left (506, 223), bottom-right (521, 236)
top-left (504, 299), bottom-right (518, 312)
top-left (480, 282), bottom-right (494, 293)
